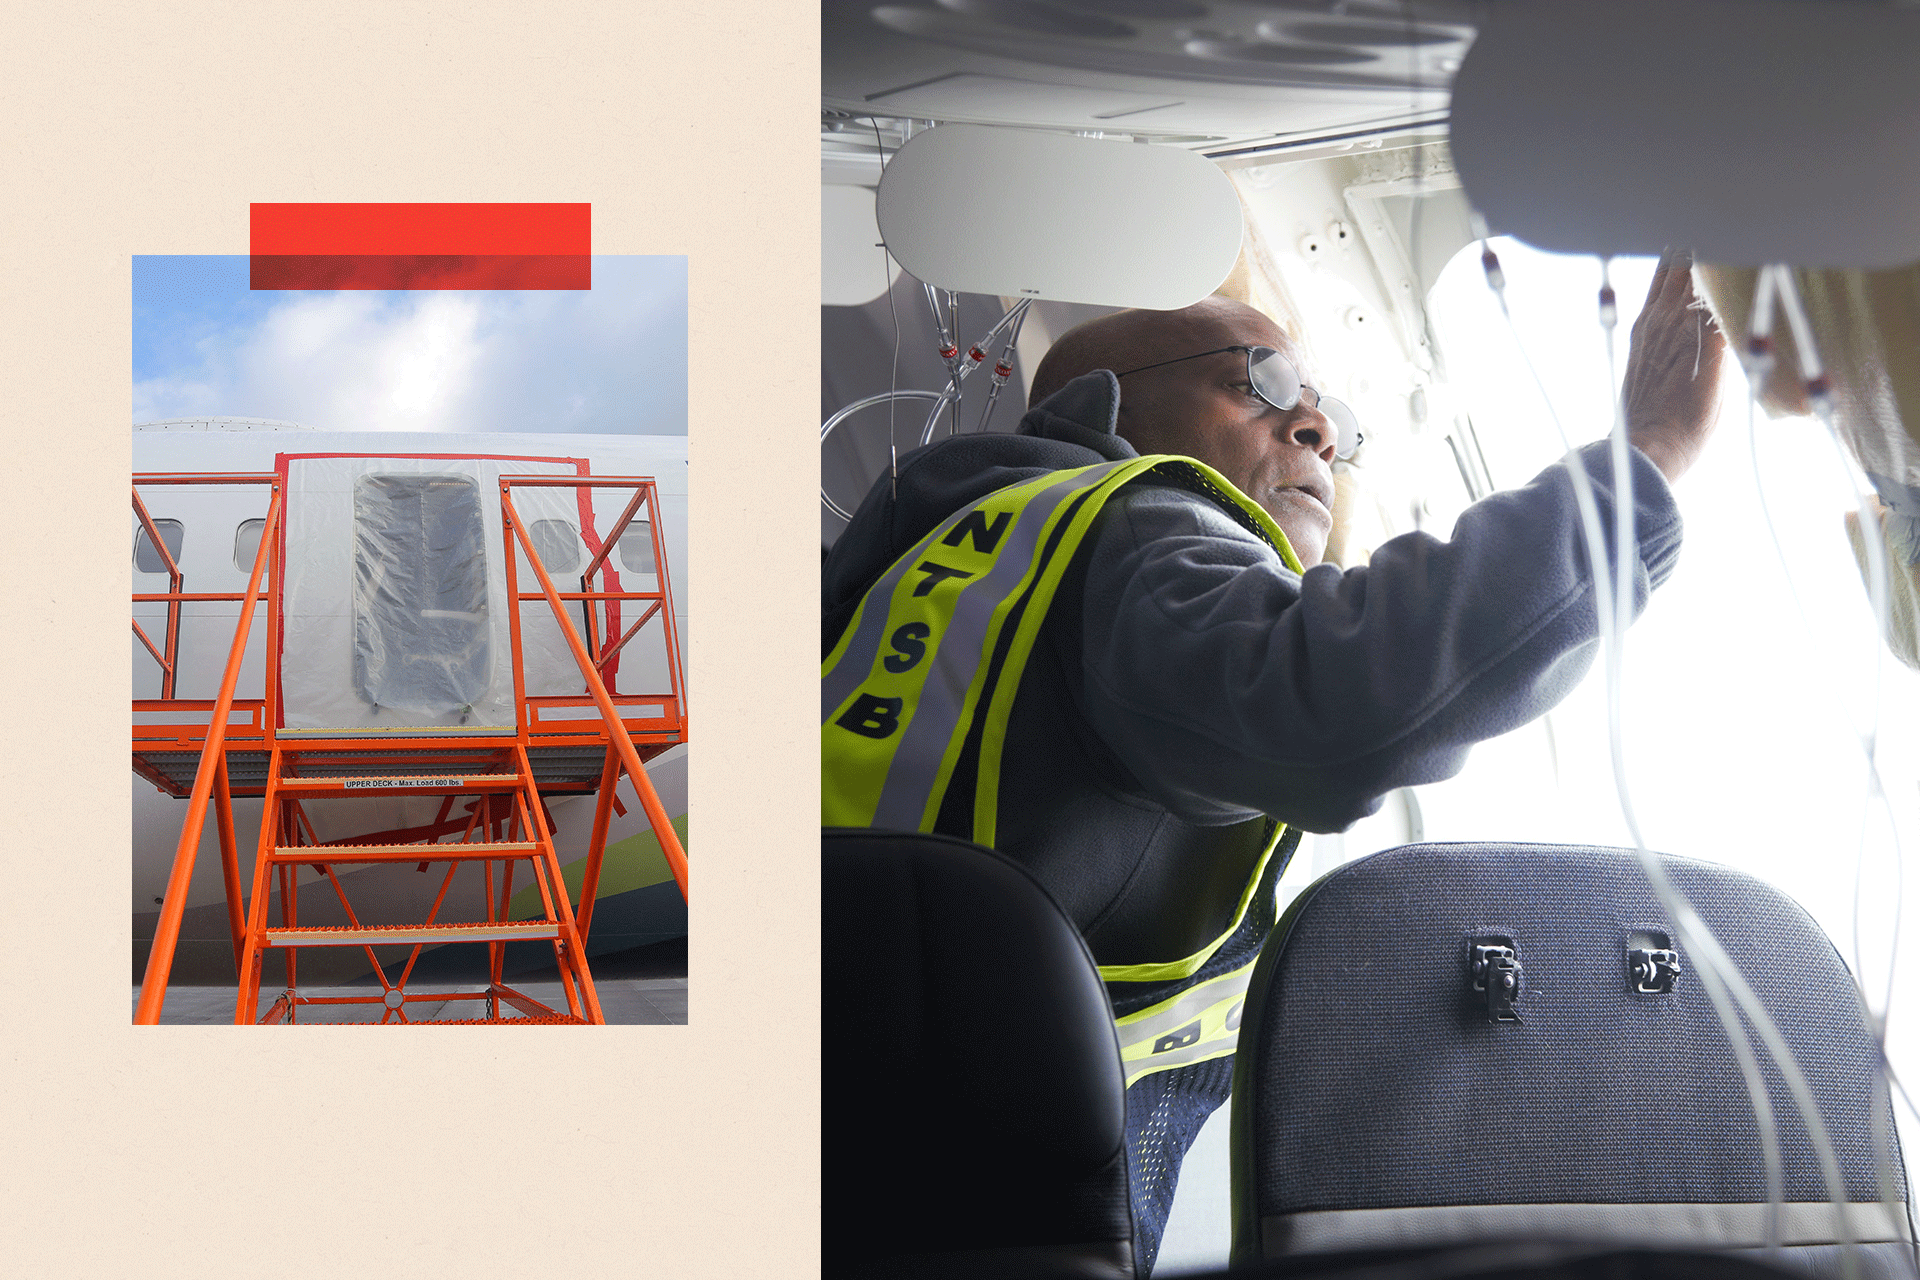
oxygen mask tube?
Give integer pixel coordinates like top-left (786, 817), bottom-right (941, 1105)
top-left (819, 300), bottom-right (1035, 520)
top-left (975, 301), bottom-right (1031, 435)
top-left (943, 289), bottom-right (966, 438)
top-left (1748, 265), bottom-right (1913, 1256)
top-left (1603, 252), bottom-right (1869, 1273)
top-left (820, 387), bottom-right (948, 522)
top-left (1745, 267), bottom-right (1906, 1033)
top-left (925, 281), bottom-right (958, 376)
top-left (1736, 275), bottom-right (1890, 1026)
top-left (914, 301), bottom-right (1031, 447)
top-left (924, 283), bottom-right (964, 438)
top-left (821, 113), bottom-right (1039, 515)
top-left (1768, 265), bottom-right (1898, 794)
top-left (1768, 267), bottom-right (1895, 651)
top-left (881, 119), bottom-right (906, 502)
top-left (1481, 241), bottom-right (1858, 1272)
top-left (1599, 251), bottom-right (1809, 1260)
top-left (818, 116), bottom-right (918, 522)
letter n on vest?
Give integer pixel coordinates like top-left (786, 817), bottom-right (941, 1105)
top-left (941, 509), bottom-right (1012, 555)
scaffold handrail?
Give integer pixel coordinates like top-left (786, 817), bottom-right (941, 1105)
top-left (134, 479), bottom-right (284, 1024)
top-left (499, 475), bottom-right (689, 903)
top-left (133, 467), bottom-right (687, 1023)
top-left (131, 474), bottom-right (281, 707)
top-left (497, 471), bottom-right (687, 708)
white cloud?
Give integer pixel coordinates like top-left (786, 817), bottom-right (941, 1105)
top-left (132, 258), bottom-right (687, 434)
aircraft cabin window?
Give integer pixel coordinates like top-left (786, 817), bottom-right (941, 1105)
top-left (134, 519), bottom-right (184, 573)
top-left (233, 518), bottom-right (266, 573)
top-left (529, 519), bottom-right (582, 574)
top-left (616, 520), bottom-right (656, 576)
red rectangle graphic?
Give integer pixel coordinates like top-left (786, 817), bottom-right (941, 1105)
top-left (250, 203), bottom-right (589, 255)
top-left (249, 204), bottom-right (591, 290)
top-left (250, 254), bottom-right (590, 290)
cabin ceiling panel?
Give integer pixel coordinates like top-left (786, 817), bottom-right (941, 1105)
top-left (1452, 0), bottom-right (1920, 269)
top-left (825, 0), bottom-right (1464, 152)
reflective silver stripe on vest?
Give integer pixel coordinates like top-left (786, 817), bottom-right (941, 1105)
top-left (870, 463), bottom-right (1130, 833)
top-left (1114, 962), bottom-right (1254, 1087)
top-left (822, 503), bottom-right (978, 723)
top-left (1261, 1201), bottom-right (1913, 1257)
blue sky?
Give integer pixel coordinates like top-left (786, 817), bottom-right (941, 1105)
top-left (132, 255), bottom-right (686, 434)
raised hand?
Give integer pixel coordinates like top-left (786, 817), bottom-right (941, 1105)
top-left (1622, 248), bottom-right (1727, 483)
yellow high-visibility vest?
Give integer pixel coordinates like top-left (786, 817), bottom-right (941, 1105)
top-left (823, 454), bottom-right (1307, 1085)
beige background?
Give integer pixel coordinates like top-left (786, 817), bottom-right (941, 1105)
top-left (4, 4), bottom-right (818, 1275)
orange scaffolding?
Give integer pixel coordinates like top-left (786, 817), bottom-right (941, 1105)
top-left (132, 469), bottom-right (689, 1025)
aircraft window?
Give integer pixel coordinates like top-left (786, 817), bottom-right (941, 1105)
top-left (617, 520), bottom-right (657, 576)
top-left (1398, 235), bottom-right (1920, 1037)
top-left (351, 474), bottom-right (490, 715)
top-left (530, 519), bottom-right (582, 574)
top-left (1426, 236), bottom-right (1615, 505)
top-left (233, 518), bottom-right (266, 573)
top-left (134, 519), bottom-right (184, 573)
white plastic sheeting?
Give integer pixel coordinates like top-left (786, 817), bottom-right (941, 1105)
top-left (352, 473), bottom-right (491, 715)
top-left (280, 455), bottom-right (588, 732)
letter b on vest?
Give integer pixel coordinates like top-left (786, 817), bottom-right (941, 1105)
top-left (835, 693), bottom-right (904, 739)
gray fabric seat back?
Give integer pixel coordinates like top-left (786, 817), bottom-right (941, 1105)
top-left (1231, 841), bottom-right (1914, 1279)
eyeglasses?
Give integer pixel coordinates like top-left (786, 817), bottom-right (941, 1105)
top-left (1113, 345), bottom-right (1363, 460)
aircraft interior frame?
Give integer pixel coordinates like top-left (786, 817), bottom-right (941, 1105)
top-left (821, 3), bottom-right (1920, 1276)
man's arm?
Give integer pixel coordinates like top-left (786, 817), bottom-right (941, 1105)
top-left (1072, 442), bottom-right (1683, 831)
top-left (1069, 256), bottom-right (1723, 831)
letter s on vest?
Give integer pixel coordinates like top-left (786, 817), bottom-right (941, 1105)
top-left (883, 622), bottom-right (930, 674)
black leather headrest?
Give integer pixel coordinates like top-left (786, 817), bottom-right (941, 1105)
top-left (822, 827), bottom-right (1135, 1279)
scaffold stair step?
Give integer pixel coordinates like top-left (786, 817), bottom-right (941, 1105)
top-left (355, 1015), bottom-right (591, 1025)
top-left (275, 773), bottom-right (523, 796)
top-left (270, 842), bottom-right (541, 864)
top-left (262, 920), bottom-right (560, 947)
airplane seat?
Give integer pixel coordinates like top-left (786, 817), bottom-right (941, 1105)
top-left (1229, 842), bottom-right (1912, 1277)
top-left (822, 827), bottom-right (1136, 1280)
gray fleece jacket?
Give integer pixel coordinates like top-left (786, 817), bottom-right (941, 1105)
top-left (823, 371), bottom-right (1683, 969)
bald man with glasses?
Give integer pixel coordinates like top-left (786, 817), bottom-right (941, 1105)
top-left (822, 263), bottom-right (1723, 1269)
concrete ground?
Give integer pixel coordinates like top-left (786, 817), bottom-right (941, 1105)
top-left (133, 940), bottom-right (688, 1025)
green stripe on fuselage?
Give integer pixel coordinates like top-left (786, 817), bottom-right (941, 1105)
top-left (509, 814), bottom-right (689, 919)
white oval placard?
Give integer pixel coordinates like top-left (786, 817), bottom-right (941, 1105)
top-left (823, 184), bottom-right (900, 308)
top-left (877, 124), bottom-right (1243, 309)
